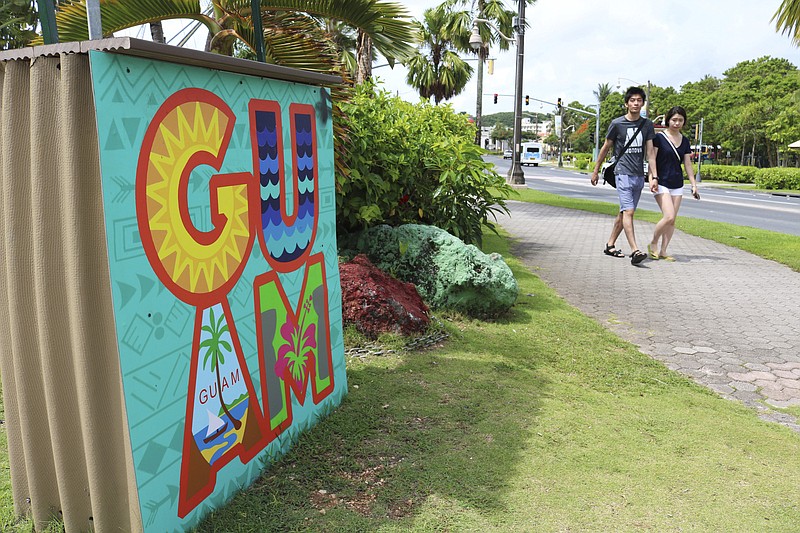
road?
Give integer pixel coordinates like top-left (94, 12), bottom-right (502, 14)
top-left (490, 157), bottom-right (800, 236)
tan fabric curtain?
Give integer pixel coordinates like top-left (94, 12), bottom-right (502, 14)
top-left (0, 53), bottom-right (141, 533)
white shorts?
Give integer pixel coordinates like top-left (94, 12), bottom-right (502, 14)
top-left (654, 185), bottom-right (683, 197)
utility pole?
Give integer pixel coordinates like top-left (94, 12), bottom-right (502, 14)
top-left (507, 0), bottom-right (526, 185)
top-left (474, 44), bottom-right (486, 146)
top-left (697, 117), bottom-right (704, 182)
top-left (593, 105), bottom-right (601, 162)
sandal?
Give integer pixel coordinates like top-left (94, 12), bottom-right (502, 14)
top-left (647, 243), bottom-right (658, 260)
top-left (659, 255), bottom-right (675, 262)
top-left (603, 244), bottom-right (624, 258)
top-left (630, 250), bottom-right (647, 265)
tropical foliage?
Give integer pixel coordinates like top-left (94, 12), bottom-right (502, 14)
top-left (774, 0), bottom-right (800, 46)
top-left (404, 6), bottom-right (473, 104)
top-left (337, 82), bottom-right (513, 245)
top-left (41, 0), bottom-right (416, 68)
top-left (0, 0), bottom-right (37, 50)
top-left (559, 57), bottom-right (800, 168)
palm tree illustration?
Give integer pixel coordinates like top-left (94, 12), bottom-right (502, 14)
top-left (200, 307), bottom-right (241, 430)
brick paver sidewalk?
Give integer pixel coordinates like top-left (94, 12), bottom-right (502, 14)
top-left (498, 200), bottom-right (800, 431)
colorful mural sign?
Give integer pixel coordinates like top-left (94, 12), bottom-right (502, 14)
top-left (89, 51), bottom-right (346, 531)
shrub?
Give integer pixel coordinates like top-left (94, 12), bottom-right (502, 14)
top-left (699, 164), bottom-right (757, 183)
top-left (336, 83), bottom-right (513, 245)
top-left (754, 167), bottom-right (800, 189)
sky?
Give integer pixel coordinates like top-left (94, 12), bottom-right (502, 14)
top-left (126, 1), bottom-right (800, 116)
top-left (372, 0), bottom-right (800, 115)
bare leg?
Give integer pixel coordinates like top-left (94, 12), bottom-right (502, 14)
top-left (607, 211), bottom-right (624, 250)
top-left (621, 209), bottom-right (638, 252)
top-left (650, 193), bottom-right (670, 248)
top-left (659, 195), bottom-right (683, 256)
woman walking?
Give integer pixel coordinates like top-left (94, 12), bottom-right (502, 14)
top-left (647, 106), bottom-right (700, 261)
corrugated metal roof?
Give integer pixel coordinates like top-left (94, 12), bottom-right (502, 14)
top-left (0, 37), bottom-right (341, 87)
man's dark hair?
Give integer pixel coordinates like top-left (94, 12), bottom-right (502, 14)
top-left (624, 86), bottom-right (647, 103)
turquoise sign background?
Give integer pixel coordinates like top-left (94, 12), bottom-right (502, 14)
top-left (89, 51), bottom-right (346, 531)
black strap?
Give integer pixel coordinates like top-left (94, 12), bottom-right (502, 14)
top-left (659, 131), bottom-right (682, 162)
top-left (612, 118), bottom-right (646, 162)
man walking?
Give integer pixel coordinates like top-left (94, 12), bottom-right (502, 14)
top-left (591, 86), bottom-right (657, 265)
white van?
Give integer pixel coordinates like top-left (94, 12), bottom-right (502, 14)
top-left (520, 142), bottom-right (543, 166)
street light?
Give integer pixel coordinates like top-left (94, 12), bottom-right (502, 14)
top-left (617, 77), bottom-right (651, 118)
top-left (471, 0), bottom-right (527, 185)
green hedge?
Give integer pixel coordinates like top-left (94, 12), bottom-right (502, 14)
top-left (754, 167), bottom-right (800, 189)
top-left (699, 164), bottom-right (758, 183)
top-left (699, 164), bottom-right (800, 189)
top-left (337, 83), bottom-right (513, 245)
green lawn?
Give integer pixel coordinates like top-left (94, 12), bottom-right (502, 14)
top-left (193, 231), bottom-right (800, 531)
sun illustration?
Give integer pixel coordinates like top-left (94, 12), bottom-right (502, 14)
top-left (140, 97), bottom-right (252, 299)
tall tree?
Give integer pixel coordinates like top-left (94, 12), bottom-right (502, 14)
top-left (593, 82), bottom-right (612, 104)
top-left (774, 0), bottom-right (800, 46)
top-left (442, 0), bottom-right (515, 142)
top-left (44, 0), bottom-right (416, 74)
top-left (405, 6), bottom-right (473, 104)
top-left (0, 0), bottom-right (37, 50)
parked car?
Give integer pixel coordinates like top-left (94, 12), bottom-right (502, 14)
top-left (503, 149), bottom-right (513, 159)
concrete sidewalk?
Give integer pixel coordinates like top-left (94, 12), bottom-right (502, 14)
top-left (497, 200), bottom-right (800, 432)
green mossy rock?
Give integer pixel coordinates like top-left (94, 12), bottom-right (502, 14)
top-left (350, 224), bottom-right (518, 318)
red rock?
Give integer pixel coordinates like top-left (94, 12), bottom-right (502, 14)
top-left (339, 255), bottom-right (429, 339)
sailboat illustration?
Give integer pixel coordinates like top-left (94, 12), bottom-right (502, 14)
top-left (203, 409), bottom-right (228, 444)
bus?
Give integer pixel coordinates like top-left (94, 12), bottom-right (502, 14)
top-left (521, 141), bottom-right (543, 166)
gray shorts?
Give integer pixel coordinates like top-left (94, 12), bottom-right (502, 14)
top-left (616, 174), bottom-right (644, 211)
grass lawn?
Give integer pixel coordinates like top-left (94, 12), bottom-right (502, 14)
top-left (3, 202), bottom-right (800, 531)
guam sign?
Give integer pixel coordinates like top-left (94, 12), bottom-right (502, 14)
top-left (89, 51), bottom-right (346, 531)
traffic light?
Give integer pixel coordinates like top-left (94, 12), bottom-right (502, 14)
top-left (525, 95), bottom-right (529, 105)
top-left (589, 132), bottom-right (595, 143)
top-left (557, 97), bottom-right (562, 111)
top-left (493, 93), bottom-right (498, 104)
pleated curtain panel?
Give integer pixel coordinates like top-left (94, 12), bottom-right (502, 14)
top-left (0, 51), bottom-right (142, 532)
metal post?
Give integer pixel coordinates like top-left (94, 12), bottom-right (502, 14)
top-left (251, 0), bottom-right (266, 62)
top-left (644, 80), bottom-right (651, 118)
top-left (39, 0), bottom-right (59, 44)
top-left (593, 105), bottom-right (601, 162)
top-left (507, 0), bottom-right (526, 185)
top-left (697, 117), bottom-right (704, 182)
top-left (475, 46), bottom-right (485, 146)
top-left (557, 107), bottom-right (563, 168)
top-left (86, 0), bottom-right (103, 40)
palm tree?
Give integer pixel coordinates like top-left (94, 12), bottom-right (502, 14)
top-left (0, 0), bottom-right (37, 50)
top-left (44, 0), bottom-right (416, 73)
top-left (405, 6), bottom-right (473, 104)
top-left (774, 0), bottom-right (800, 46)
top-left (593, 82), bottom-right (613, 104)
top-left (199, 307), bottom-right (241, 430)
top-left (441, 0), bottom-right (515, 143)
top-left (46, 1), bottom-right (416, 178)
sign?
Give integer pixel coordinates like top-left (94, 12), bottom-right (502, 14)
top-left (89, 50), bottom-right (346, 531)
